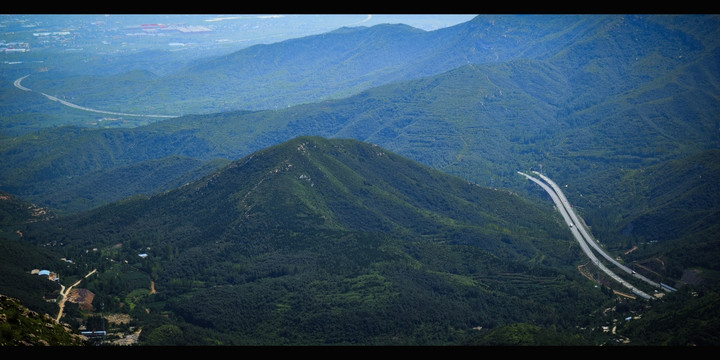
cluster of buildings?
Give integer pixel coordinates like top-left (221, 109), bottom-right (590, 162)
top-left (31, 268), bottom-right (59, 282)
top-left (30, 258), bottom-right (72, 282)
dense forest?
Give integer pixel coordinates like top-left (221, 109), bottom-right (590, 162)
top-left (1, 137), bottom-right (716, 345)
top-left (0, 138), bottom-right (621, 344)
top-left (1, 14), bottom-right (719, 346)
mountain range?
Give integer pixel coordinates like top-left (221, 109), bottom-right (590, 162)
top-left (3, 16), bottom-right (719, 213)
top-left (1, 14), bottom-right (719, 346)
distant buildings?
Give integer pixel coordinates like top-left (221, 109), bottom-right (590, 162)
top-left (33, 31), bottom-right (71, 37)
top-left (126, 23), bottom-right (212, 36)
top-left (0, 41), bottom-right (30, 52)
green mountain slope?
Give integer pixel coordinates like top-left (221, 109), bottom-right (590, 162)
top-left (0, 126), bottom-right (231, 214)
top-left (42, 155), bottom-right (230, 214)
top-left (569, 149), bottom-right (720, 282)
top-left (0, 190), bottom-right (56, 227)
top-left (19, 137), bottom-right (606, 345)
top-left (0, 240), bottom-right (65, 327)
top-left (1, 15), bottom-right (718, 346)
top-left (27, 136), bottom-right (575, 265)
top-left (0, 197), bottom-right (62, 318)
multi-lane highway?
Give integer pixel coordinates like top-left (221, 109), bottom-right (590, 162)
top-left (518, 171), bottom-right (658, 299)
top-left (530, 172), bottom-right (662, 289)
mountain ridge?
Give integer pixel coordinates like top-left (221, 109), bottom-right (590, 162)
top-left (18, 15), bottom-right (647, 116)
top-left (31, 136), bottom-right (568, 258)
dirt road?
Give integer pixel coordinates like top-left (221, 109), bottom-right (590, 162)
top-left (55, 269), bottom-right (97, 323)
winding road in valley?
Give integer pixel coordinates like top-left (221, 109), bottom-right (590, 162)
top-left (13, 75), bottom-right (178, 119)
top-left (518, 171), bottom-right (659, 300)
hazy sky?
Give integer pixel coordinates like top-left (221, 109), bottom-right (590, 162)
top-left (0, 14), bottom-right (479, 78)
top-left (1, 14), bottom-right (479, 57)
top-left (2, 14), bottom-right (478, 45)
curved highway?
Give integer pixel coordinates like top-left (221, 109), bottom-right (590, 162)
top-left (13, 74), bottom-right (178, 119)
top-left (518, 171), bottom-right (655, 299)
top-left (530, 171), bottom-right (662, 290)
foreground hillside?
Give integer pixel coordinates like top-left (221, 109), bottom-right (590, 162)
top-left (16, 137), bottom-right (613, 345)
top-left (4, 137), bottom-right (719, 345)
top-left (0, 294), bottom-right (87, 346)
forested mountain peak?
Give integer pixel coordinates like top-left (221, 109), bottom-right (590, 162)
top-left (15, 136), bottom-right (603, 345)
top-left (48, 136), bottom-right (563, 255)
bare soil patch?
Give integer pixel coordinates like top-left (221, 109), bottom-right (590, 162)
top-left (67, 288), bottom-right (95, 311)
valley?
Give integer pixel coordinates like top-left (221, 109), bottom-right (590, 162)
top-left (1, 14), bottom-right (719, 346)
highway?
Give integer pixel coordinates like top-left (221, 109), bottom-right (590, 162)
top-left (518, 171), bottom-right (656, 299)
top-left (13, 74), bottom-right (178, 119)
top-left (530, 171), bottom-right (662, 290)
